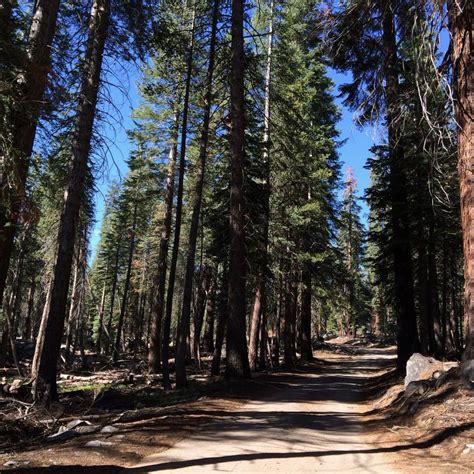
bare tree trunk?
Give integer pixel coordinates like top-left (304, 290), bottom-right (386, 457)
top-left (273, 267), bottom-right (283, 367)
top-left (249, 0), bottom-right (273, 372)
top-left (0, 0), bottom-right (60, 309)
top-left (23, 280), bottom-right (35, 340)
top-left (226, 0), bottom-right (250, 380)
top-left (192, 266), bottom-right (211, 369)
top-left (284, 270), bottom-right (297, 366)
top-left (106, 239), bottom-right (121, 353)
top-left (382, 0), bottom-right (419, 370)
top-left (300, 265), bottom-right (313, 361)
top-left (96, 281), bottom-right (106, 351)
top-left (211, 264), bottom-right (228, 376)
top-left (64, 248), bottom-right (81, 366)
top-left (176, 0), bottom-right (219, 387)
top-left (448, 0), bottom-right (473, 362)
top-left (202, 270), bottom-right (216, 353)
top-left (161, 7), bottom-right (196, 390)
top-left (4, 252), bottom-right (24, 375)
top-left (259, 298), bottom-right (269, 369)
top-left (428, 219), bottom-right (443, 356)
top-left (416, 216), bottom-right (430, 355)
top-left (113, 202), bottom-right (138, 363)
top-left (248, 286), bottom-right (262, 371)
top-left (148, 112), bottom-right (179, 374)
top-left (31, 0), bottom-right (110, 403)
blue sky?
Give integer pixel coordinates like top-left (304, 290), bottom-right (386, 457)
top-left (90, 66), bottom-right (376, 257)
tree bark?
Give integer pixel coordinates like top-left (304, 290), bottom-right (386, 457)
top-left (96, 281), bottom-right (106, 351)
top-left (211, 264), bottom-right (228, 376)
top-left (382, 0), bottom-right (419, 370)
top-left (113, 201), bottom-right (138, 363)
top-left (427, 218), bottom-right (443, 356)
top-left (448, 0), bottom-right (473, 362)
top-left (249, 0), bottom-right (273, 372)
top-left (226, 0), bottom-right (250, 379)
top-left (106, 237), bottom-right (121, 353)
top-left (284, 270), bottom-right (297, 366)
top-left (273, 268), bottom-right (283, 367)
top-left (31, 0), bottom-right (110, 403)
top-left (248, 286), bottom-right (262, 371)
top-left (300, 265), bottom-right (313, 361)
top-left (176, 0), bottom-right (219, 387)
top-left (23, 280), bottom-right (35, 340)
top-left (0, 0), bottom-right (60, 309)
top-left (162, 7), bottom-right (196, 389)
top-left (202, 270), bottom-right (216, 353)
top-left (64, 247), bottom-right (81, 366)
top-left (147, 112), bottom-right (179, 374)
top-left (192, 265), bottom-right (211, 369)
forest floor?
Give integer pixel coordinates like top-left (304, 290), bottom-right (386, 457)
top-left (1, 343), bottom-right (473, 473)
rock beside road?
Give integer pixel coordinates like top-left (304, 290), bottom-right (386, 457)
top-left (405, 353), bottom-right (458, 387)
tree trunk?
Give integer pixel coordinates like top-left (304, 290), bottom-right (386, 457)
top-left (202, 271), bottom-right (216, 353)
top-left (0, 0), bottom-right (60, 309)
top-left (448, 0), bottom-right (473, 362)
top-left (106, 238), bottom-right (121, 353)
top-left (428, 218), bottom-right (443, 356)
top-left (273, 269), bottom-right (283, 367)
top-left (192, 266), bottom-right (211, 369)
top-left (148, 111), bottom-right (179, 374)
top-left (249, 0), bottom-right (274, 372)
top-left (96, 281), bottom-right (106, 351)
top-left (382, 0), bottom-right (419, 370)
top-left (23, 280), bottom-right (35, 340)
top-left (31, 0), bottom-right (110, 403)
top-left (416, 214), bottom-right (430, 355)
top-left (211, 264), bottom-right (228, 376)
top-left (300, 265), bottom-right (313, 361)
top-left (259, 298), bottom-right (269, 369)
top-left (113, 201), bottom-right (138, 363)
top-left (161, 8), bottom-right (196, 390)
top-left (248, 286), bottom-right (262, 371)
top-left (284, 271), bottom-right (297, 366)
top-left (4, 250), bottom-right (24, 375)
top-left (176, 0), bottom-right (219, 387)
top-left (64, 248), bottom-right (81, 366)
top-left (226, 0), bottom-right (250, 380)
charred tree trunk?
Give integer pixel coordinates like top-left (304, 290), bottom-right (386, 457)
top-left (176, 0), bottom-right (219, 387)
top-left (226, 0), bottom-right (250, 379)
top-left (31, 0), bottom-right (110, 403)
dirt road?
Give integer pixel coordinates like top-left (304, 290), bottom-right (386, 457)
top-left (126, 347), bottom-right (399, 473)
